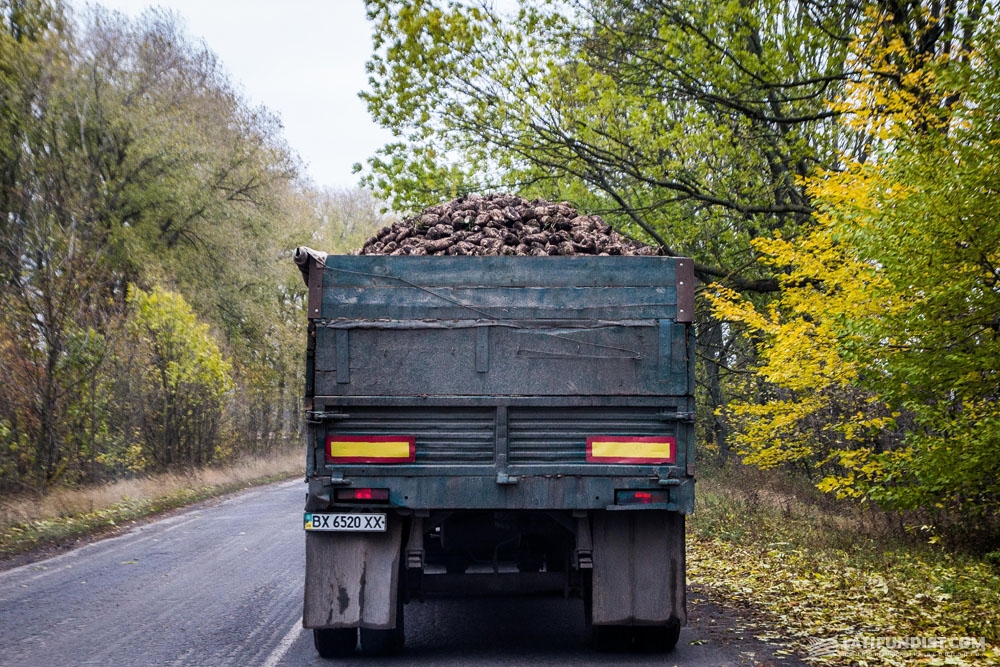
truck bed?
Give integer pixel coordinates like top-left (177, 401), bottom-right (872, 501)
top-left (300, 254), bottom-right (695, 513)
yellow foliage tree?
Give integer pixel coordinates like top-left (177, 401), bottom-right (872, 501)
top-left (708, 215), bottom-right (903, 491)
top-left (127, 286), bottom-right (234, 469)
top-left (710, 4), bottom-right (1000, 527)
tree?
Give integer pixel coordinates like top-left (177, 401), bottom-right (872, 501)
top-left (0, 1), bottom-right (313, 491)
top-left (710, 3), bottom-right (1000, 531)
top-left (362, 0), bottom-right (864, 287)
top-left (707, 218), bottom-right (905, 481)
top-left (308, 186), bottom-right (395, 254)
top-left (126, 286), bottom-right (233, 468)
top-left (361, 0), bottom-right (875, 455)
top-left (72, 8), bottom-right (313, 466)
top-left (0, 0), bottom-right (127, 491)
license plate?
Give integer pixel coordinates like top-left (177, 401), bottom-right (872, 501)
top-left (304, 512), bottom-right (386, 532)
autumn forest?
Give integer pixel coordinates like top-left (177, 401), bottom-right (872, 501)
top-left (3, 0), bottom-right (999, 550)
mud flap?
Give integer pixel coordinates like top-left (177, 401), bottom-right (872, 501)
top-left (590, 510), bottom-right (685, 626)
top-left (303, 520), bottom-right (403, 630)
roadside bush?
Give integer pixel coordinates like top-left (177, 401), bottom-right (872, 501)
top-left (126, 286), bottom-right (233, 469)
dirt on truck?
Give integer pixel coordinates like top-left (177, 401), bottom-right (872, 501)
top-left (295, 193), bottom-right (695, 658)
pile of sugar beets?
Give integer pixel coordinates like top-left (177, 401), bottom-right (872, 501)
top-left (357, 193), bottom-right (660, 256)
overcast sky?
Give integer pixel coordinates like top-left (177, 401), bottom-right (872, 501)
top-left (70, 0), bottom-right (394, 190)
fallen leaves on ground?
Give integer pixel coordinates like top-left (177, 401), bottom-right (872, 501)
top-left (688, 491), bottom-right (1000, 666)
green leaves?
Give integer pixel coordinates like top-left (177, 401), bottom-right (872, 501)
top-left (128, 286), bottom-right (232, 399)
top-left (360, 0), bottom-right (847, 269)
top-left (0, 2), bottom-right (320, 490)
top-left (806, 15), bottom-right (1000, 520)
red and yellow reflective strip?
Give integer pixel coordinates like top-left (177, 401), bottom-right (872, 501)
top-left (325, 435), bottom-right (415, 463)
top-left (586, 436), bottom-right (675, 464)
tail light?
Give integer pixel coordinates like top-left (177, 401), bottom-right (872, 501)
top-left (615, 489), bottom-right (669, 505)
top-left (335, 488), bottom-right (390, 503)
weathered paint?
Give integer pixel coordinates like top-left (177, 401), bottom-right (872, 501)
top-left (303, 523), bottom-right (402, 629)
top-left (297, 251), bottom-right (696, 635)
top-left (301, 254), bottom-right (695, 509)
top-left (591, 511), bottom-right (686, 625)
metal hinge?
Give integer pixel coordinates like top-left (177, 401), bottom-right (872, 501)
top-left (658, 410), bottom-right (695, 423)
top-left (306, 411), bottom-right (349, 424)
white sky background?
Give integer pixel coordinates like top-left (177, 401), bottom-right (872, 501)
top-left (69, 0), bottom-right (393, 190)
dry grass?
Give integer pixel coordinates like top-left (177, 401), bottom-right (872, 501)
top-left (1, 449), bottom-right (302, 528)
top-left (0, 449), bottom-right (303, 559)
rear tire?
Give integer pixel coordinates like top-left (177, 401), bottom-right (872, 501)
top-left (591, 624), bottom-right (633, 652)
top-left (313, 627), bottom-right (357, 658)
top-left (584, 571), bottom-right (631, 651)
top-left (359, 578), bottom-right (405, 656)
top-left (361, 628), bottom-right (402, 656)
top-left (634, 619), bottom-right (681, 652)
top-left (359, 625), bottom-right (403, 656)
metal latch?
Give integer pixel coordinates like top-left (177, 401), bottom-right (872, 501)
top-left (306, 411), bottom-right (349, 424)
top-left (496, 472), bottom-right (519, 485)
top-left (658, 410), bottom-right (695, 423)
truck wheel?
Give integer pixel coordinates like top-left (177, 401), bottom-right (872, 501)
top-left (359, 625), bottom-right (404, 656)
top-left (359, 585), bottom-right (405, 655)
top-left (634, 619), bottom-right (681, 652)
top-left (313, 628), bottom-right (357, 658)
top-left (591, 625), bottom-right (633, 652)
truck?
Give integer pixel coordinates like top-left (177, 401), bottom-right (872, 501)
top-left (294, 246), bottom-right (696, 657)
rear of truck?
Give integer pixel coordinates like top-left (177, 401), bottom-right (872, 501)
top-left (295, 249), bottom-right (696, 657)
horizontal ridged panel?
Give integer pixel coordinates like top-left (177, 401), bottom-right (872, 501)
top-left (326, 407), bottom-right (495, 464)
top-left (508, 407), bottom-right (673, 463)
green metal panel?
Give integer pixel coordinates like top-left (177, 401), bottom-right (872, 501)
top-left (302, 253), bottom-right (696, 514)
top-left (317, 255), bottom-right (679, 320)
top-left (319, 255), bottom-right (678, 288)
top-left (313, 322), bottom-right (673, 397)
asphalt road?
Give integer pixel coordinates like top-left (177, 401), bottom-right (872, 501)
top-left (0, 479), bottom-right (804, 666)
